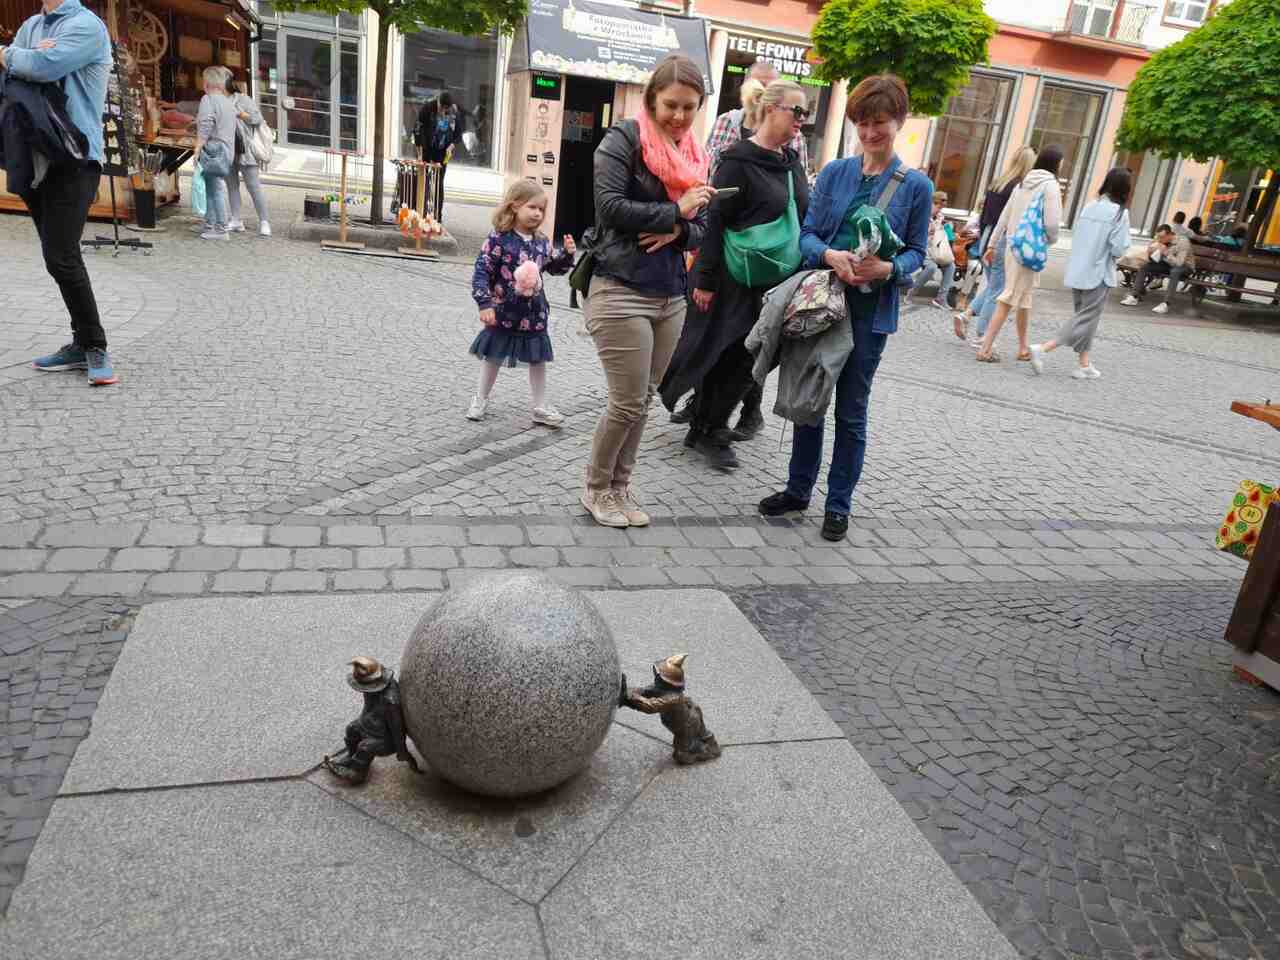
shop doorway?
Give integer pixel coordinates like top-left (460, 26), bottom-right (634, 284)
top-left (255, 26), bottom-right (360, 152)
top-left (555, 77), bottom-right (614, 240)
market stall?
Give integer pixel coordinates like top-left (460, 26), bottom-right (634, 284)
top-left (0, 0), bottom-right (261, 222)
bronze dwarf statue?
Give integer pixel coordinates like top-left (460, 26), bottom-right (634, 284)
top-left (620, 654), bottom-right (721, 765)
top-left (324, 656), bottom-right (421, 784)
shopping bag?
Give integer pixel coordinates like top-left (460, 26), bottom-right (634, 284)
top-left (191, 160), bottom-right (207, 219)
top-left (1215, 480), bottom-right (1280, 560)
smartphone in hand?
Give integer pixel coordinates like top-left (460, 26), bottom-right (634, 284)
top-left (712, 187), bottom-right (740, 200)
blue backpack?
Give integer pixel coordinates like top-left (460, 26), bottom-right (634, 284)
top-left (1011, 190), bottom-right (1049, 272)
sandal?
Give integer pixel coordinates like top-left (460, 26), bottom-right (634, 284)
top-left (1016, 349), bottom-right (1032, 361)
top-left (953, 314), bottom-right (968, 340)
top-left (975, 351), bottom-right (1001, 363)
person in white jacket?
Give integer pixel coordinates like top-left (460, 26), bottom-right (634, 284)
top-left (975, 146), bottom-right (1064, 363)
top-left (1028, 168), bottom-right (1133, 380)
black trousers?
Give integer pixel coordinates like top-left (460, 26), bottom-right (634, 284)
top-left (432, 161), bottom-right (448, 223)
top-left (20, 163), bottom-right (106, 350)
top-left (695, 340), bottom-right (757, 432)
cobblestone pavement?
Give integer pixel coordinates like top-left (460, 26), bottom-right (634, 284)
top-left (0, 597), bottom-right (132, 913)
top-left (736, 583), bottom-right (1280, 960)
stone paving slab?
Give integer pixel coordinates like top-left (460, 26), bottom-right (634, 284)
top-left (60, 595), bottom-right (430, 793)
top-left (308, 724), bottom-right (667, 902)
top-left (0, 782), bottom-right (542, 960)
top-left (542, 739), bottom-right (1019, 960)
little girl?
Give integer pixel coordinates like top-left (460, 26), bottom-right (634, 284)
top-left (467, 181), bottom-right (576, 426)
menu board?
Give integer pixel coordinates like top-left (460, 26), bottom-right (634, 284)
top-left (101, 43), bottom-right (133, 176)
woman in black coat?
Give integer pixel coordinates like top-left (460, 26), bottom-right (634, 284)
top-left (660, 80), bottom-right (811, 470)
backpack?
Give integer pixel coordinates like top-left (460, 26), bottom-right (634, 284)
top-left (430, 113), bottom-right (455, 154)
top-left (248, 120), bottom-right (275, 167)
top-left (1011, 189), bottom-right (1049, 272)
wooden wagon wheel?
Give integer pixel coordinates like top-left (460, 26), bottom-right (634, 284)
top-left (128, 7), bottom-right (167, 65)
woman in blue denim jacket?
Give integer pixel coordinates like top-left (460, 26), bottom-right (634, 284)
top-left (758, 74), bottom-right (932, 542)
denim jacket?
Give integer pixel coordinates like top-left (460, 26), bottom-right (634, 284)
top-left (3, 0), bottom-right (111, 164)
top-left (799, 155), bottom-right (933, 335)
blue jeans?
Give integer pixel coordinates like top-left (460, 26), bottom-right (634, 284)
top-left (203, 168), bottom-right (228, 230)
top-left (911, 258), bottom-right (955, 301)
top-left (973, 237), bottom-right (1007, 338)
top-left (786, 316), bottom-right (888, 516)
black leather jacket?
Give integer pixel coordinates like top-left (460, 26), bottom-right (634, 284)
top-left (589, 118), bottom-right (707, 285)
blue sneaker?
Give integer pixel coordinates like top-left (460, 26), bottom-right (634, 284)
top-left (85, 348), bottom-right (118, 386)
top-left (32, 343), bottom-right (87, 371)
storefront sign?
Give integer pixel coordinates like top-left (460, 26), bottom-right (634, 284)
top-left (532, 73), bottom-right (563, 99)
top-left (727, 34), bottom-right (818, 80)
top-left (512, 0), bottom-right (713, 91)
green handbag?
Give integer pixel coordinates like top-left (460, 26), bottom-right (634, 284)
top-left (722, 171), bottom-right (801, 288)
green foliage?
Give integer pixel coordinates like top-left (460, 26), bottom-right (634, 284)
top-left (811, 0), bottom-right (997, 116)
top-left (1116, 0), bottom-right (1280, 168)
top-left (272, 0), bottom-right (528, 37)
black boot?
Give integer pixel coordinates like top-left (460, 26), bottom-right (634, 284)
top-left (683, 425), bottom-right (703, 449)
top-left (759, 491), bottom-right (810, 516)
top-left (324, 756), bottom-right (371, 784)
top-left (670, 392), bottom-right (698, 424)
top-left (694, 428), bottom-right (739, 470)
top-left (730, 406), bottom-right (765, 441)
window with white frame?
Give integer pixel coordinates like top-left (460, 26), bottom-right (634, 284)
top-left (1068, 0), bottom-right (1118, 36)
top-left (1165, 0), bottom-right (1212, 25)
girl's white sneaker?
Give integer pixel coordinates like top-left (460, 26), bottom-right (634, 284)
top-left (466, 396), bottom-right (488, 420)
top-left (1028, 344), bottom-right (1045, 375)
top-left (532, 406), bottom-right (564, 428)
top-left (1072, 365), bottom-right (1101, 380)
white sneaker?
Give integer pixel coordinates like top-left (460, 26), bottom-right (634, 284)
top-left (226, 220), bottom-right (246, 233)
top-left (1072, 365), bottom-right (1101, 380)
top-left (259, 221), bottom-right (272, 237)
top-left (1028, 344), bottom-right (1045, 375)
top-left (1152, 302), bottom-right (1169, 314)
top-left (200, 230), bottom-right (229, 241)
top-left (466, 396), bottom-right (488, 421)
top-left (612, 487), bottom-right (650, 527)
top-left (967, 337), bottom-right (984, 350)
top-left (1120, 295), bottom-right (1140, 307)
top-left (581, 488), bottom-right (629, 528)
top-left (531, 406), bottom-right (564, 428)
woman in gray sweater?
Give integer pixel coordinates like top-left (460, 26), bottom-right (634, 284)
top-left (227, 78), bottom-right (271, 237)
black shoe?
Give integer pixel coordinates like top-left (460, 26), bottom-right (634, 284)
top-left (693, 431), bottom-right (739, 470)
top-left (670, 393), bottom-right (698, 424)
top-left (821, 512), bottom-right (849, 542)
top-left (758, 491), bottom-right (810, 516)
top-left (683, 425), bottom-right (703, 449)
top-left (730, 407), bottom-right (765, 442)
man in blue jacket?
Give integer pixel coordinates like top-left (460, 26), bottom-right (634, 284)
top-left (0, 0), bottom-right (116, 385)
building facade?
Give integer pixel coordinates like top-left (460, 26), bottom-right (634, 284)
top-left (250, 0), bottom-right (1240, 235)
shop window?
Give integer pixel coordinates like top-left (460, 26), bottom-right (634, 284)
top-left (400, 28), bottom-right (498, 169)
top-left (1164, 0), bottom-right (1212, 26)
top-left (1029, 83), bottom-right (1106, 225)
top-left (924, 72), bottom-right (1015, 213)
top-left (1114, 149), bottom-right (1178, 235)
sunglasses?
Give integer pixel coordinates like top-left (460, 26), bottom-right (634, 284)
top-left (777, 104), bottom-right (811, 122)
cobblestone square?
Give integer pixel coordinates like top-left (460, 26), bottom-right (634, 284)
top-left (1, 198), bottom-right (1279, 957)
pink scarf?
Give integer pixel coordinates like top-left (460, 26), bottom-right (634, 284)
top-left (636, 108), bottom-right (710, 202)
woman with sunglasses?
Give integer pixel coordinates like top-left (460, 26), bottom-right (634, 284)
top-left (660, 80), bottom-right (811, 470)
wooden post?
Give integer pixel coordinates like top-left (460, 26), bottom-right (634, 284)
top-left (321, 150), bottom-right (365, 251)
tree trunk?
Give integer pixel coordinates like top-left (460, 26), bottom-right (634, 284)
top-left (369, 15), bottom-right (391, 225)
top-left (1244, 173), bottom-right (1279, 257)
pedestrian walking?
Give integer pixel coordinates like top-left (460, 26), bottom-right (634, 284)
top-left (193, 65), bottom-right (237, 241)
top-left (660, 80), bottom-right (810, 470)
top-left (466, 180), bottom-right (576, 427)
top-left (1028, 168), bottom-right (1132, 381)
top-left (975, 145), bottom-right (1064, 364)
top-left (2, 0), bottom-right (117, 384)
top-left (954, 146), bottom-right (1037, 345)
top-left (226, 77), bottom-right (271, 237)
top-left (756, 73), bottom-right (932, 542)
top-left (579, 53), bottom-right (713, 529)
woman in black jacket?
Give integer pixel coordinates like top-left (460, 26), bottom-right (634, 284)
top-left (580, 54), bottom-right (714, 529)
top-left (660, 80), bottom-right (810, 470)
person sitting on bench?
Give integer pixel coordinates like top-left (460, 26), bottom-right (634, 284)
top-left (1121, 223), bottom-right (1192, 315)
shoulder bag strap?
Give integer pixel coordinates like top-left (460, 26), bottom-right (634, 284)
top-left (875, 166), bottom-right (908, 212)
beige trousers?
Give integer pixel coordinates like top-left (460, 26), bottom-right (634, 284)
top-left (584, 275), bottom-right (686, 491)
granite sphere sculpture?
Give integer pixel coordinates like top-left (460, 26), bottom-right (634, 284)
top-left (399, 573), bottom-right (621, 797)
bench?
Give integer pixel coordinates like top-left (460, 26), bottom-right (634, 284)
top-left (1187, 244), bottom-right (1280, 307)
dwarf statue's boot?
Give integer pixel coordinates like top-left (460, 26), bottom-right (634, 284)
top-left (324, 754), bottom-right (372, 784)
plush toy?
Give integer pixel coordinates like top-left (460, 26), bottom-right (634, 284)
top-left (396, 205), bottom-right (442, 241)
top-left (513, 260), bottom-right (542, 297)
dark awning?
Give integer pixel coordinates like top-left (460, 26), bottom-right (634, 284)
top-left (509, 0), bottom-right (713, 94)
